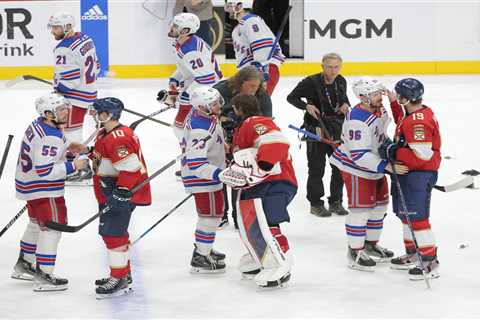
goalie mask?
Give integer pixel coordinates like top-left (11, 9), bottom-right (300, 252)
top-left (168, 13), bottom-right (200, 38)
top-left (190, 87), bottom-right (224, 115)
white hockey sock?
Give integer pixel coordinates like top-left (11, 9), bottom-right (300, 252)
top-left (345, 208), bottom-right (369, 249)
top-left (36, 229), bottom-right (61, 274)
top-left (20, 220), bottom-right (40, 264)
top-left (108, 249), bottom-right (129, 273)
top-left (195, 216), bottom-right (221, 256)
top-left (366, 206), bottom-right (387, 243)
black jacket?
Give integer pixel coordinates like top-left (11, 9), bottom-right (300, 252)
top-left (287, 73), bottom-right (349, 140)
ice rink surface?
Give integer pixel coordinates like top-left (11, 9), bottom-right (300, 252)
top-left (0, 75), bottom-right (479, 319)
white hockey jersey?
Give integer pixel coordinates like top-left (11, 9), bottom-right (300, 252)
top-left (53, 32), bottom-right (99, 109)
top-left (181, 110), bottom-right (226, 193)
top-left (232, 13), bottom-right (285, 69)
top-left (329, 105), bottom-right (391, 180)
top-left (170, 35), bottom-right (223, 105)
top-left (15, 118), bottom-right (75, 201)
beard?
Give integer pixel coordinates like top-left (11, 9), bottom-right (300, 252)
top-left (54, 33), bottom-right (65, 41)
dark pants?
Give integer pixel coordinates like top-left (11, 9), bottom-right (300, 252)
top-left (391, 171), bottom-right (438, 221)
top-left (306, 141), bottom-right (344, 206)
top-left (197, 19), bottom-right (213, 47)
top-left (222, 184), bottom-right (238, 220)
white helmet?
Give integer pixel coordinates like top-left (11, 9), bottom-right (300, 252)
top-left (47, 12), bottom-right (75, 31)
top-left (35, 93), bottom-right (71, 119)
top-left (352, 77), bottom-right (385, 99)
top-left (190, 87), bottom-right (224, 113)
top-left (170, 13), bottom-right (200, 37)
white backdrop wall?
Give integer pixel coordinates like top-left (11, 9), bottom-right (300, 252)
top-left (304, 1), bottom-right (480, 62)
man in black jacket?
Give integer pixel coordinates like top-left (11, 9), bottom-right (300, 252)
top-left (287, 53), bottom-right (349, 217)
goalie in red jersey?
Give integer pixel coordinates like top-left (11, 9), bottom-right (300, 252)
top-left (219, 93), bottom-right (297, 288)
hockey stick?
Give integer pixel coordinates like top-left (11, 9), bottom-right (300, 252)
top-left (433, 170), bottom-right (478, 192)
top-left (131, 194), bottom-right (193, 245)
top-left (390, 164), bottom-right (431, 289)
top-left (288, 124), bottom-right (340, 148)
top-left (0, 135), bottom-right (14, 180)
top-left (129, 105), bottom-right (175, 130)
top-left (46, 135), bottom-right (212, 233)
top-left (266, 5), bottom-right (292, 61)
top-left (5, 75), bottom-right (53, 88)
top-left (5, 75), bottom-right (172, 129)
top-left (0, 205), bottom-right (28, 238)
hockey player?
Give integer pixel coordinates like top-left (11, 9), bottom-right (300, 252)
top-left (379, 78), bottom-right (442, 280)
top-left (164, 12), bottom-right (223, 141)
top-left (181, 87), bottom-right (227, 273)
top-left (329, 78), bottom-right (408, 271)
top-left (89, 97), bottom-right (152, 298)
top-left (12, 93), bottom-right (88, 291)
top-left (219, 93), bottom-right (297, 288)
top-left (48, 12), bottom-right (99, 182)
top-left (225, 1), bottom-right (285, 95)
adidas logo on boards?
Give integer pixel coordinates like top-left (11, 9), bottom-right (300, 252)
top-left (81, 4), bottom-right (107, 20)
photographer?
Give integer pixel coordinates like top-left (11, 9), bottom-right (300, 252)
top-left (287, 53), bottom-right (349, 217)
top-left (214, 66), bottom-right (272, 228)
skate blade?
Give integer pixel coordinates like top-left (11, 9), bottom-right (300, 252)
top-left (96, 287), bottom-right (133, 300)
top-left (369, 256), bottom-right (392, 263)
top-left (33, 284), bottom-right (69, 292)
top-left (409, 272), bottom-right (440, 281)
top-left (390, 264), bottom-right (415, 271)
top-left (190, 267), bottom-right (226, 274)
top-left (348, 263), bottom-right (375, 272)
top-left (11, 272), bottom-right (34, 281)
top-left (65, 180), bottom-right (93, 187)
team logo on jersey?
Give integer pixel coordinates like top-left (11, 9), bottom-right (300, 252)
top-left (413, 124), bottom-right (425, 141)
top-left (116, 146), bottom-right (129, 158)
top-left (254, 124), bottom-right (267, 135)
top-left (81, 5), bottom-right (108, 21)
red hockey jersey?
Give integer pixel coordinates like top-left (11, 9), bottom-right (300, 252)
top-left (91, 125), bottom-right (151, 205)
top-left (391, 104), bottom-right (442, 171)
top-left (233, 116), bottom-right (297, 186)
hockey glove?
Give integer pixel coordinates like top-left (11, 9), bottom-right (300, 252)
top-left (157, 89), bottom-right (178, 106)
top-left (219, 164), bottom-right (248, 188)
top-left (106, 187), bottom-right (133, 213)
top-left (378, 138), bottom-right (400, 162)
top-left (251, 61), bottom-right (270, 82)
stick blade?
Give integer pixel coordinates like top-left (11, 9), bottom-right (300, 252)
top-left (45, 221), bottom-right (79, 233)
top-left (5, 76), bottom-right (27, 88)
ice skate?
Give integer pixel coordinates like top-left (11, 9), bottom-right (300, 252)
top-left (218, 217), bottom-right (229, 229)
top-left (348, 247), bottom-right (376, 272)
top-left (95, 276), bottom-right (133, 299)
top-left (390, 253), bottom-right (418, 270)
top-left (364, 241), bottom-right (394, 263)
top-left (190, 249), bottom-right (226, 274)
top-left (33, 266), bottom-right (68, 292)
top-left (95, 272), bottom-right (132, 286)
top-left (408, 258), bottom-right (440, 281)
top-left (254, 268), bottom-right (291, 289)
top-left (11, 253), bottom-right (36, 281)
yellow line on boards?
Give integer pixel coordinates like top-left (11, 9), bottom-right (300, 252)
top-left (1, 61), bottom-right (480, 80)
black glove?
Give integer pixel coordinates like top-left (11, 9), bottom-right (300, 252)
top-left (156, 89), bottom-right (168, 103)
top-left (106, 187), bottom-right (132, 213)
top-left (378, 138), bottom-right (400, 162)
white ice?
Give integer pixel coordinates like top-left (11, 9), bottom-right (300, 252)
top-left (0, 75), bottom-right (479, 319)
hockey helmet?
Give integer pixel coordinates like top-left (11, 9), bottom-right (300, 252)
top-left (190, 87), bottom-right (224, 113)
top-left (170, 13), bottom-right (200, 37)
top-left (395, 78), bottom-right (424, 102)
top-left (352, 77), bottom-right (385, 99)
top-left (35, 93), bottom-right (71, 119)
top-left (48, 12), bottom-right (75, 31)
top-left (93, 97), bottom-right (124, 121)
